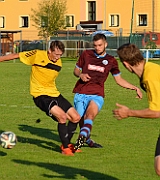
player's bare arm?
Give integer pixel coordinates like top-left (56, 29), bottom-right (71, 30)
top-left (113, 103), bottom-right (160, 120)
top-left (0, 53), bottom-right (19, 62)
top-left (114, 74), bottom-right (142, 99)
top-left (73, 67), bottom-right (91, 82)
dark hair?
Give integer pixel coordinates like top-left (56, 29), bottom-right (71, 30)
top-left (92, 33), bottom-right (107, 42)
top-left (50, 41), bottom-right (65, 54)
top-left (117, 43), bottom-right (144, 66)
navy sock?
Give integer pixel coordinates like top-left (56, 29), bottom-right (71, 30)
top-left (67, 121), bottom-right (78, 142)
top-left (58, 123), bottom-right (69, 148)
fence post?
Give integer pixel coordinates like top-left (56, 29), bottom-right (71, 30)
top-left (146, 49), bottom-right (149, 62)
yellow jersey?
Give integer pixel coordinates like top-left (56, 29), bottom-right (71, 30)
top-left (19, 49), bottom-right (62, 98)
top-left (140, 62), bottom-right (160, 111)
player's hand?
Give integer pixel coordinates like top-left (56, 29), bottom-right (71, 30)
top-left (79, 73), bottom-right (91, 82)
top-left (134, 87), bottom-right (142, 99)
top-left (113, 103), bottom-right (130, 120)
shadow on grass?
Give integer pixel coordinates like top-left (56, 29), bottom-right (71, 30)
top-left (18, 124), bottom-right (61, 153)
top-left (18, 124), bottom-right (60, 141)
top-left (17, 135), bottom-right (61, 153)
top-left (13, 159), bottom-right (119, 180)
top-left (0, 151), bottom-right (7, 156)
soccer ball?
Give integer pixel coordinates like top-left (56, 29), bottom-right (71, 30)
top-left (0, 131), bottom-right (17, 149)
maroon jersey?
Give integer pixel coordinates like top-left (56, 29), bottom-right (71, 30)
top-left (73, 50), bottom-right (120, 97)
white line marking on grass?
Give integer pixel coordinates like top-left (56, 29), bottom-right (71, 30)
top-left (0, 104), bottom-right (7, 107)
top-left (0, 104), bottom-right (36, 109)
top-left (23, 105), bottom-right (36, 109)
top-left (9, 105), bottom-right (18, 108)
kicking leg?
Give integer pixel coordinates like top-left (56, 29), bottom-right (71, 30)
top-left (50, 105), bottom-right (74, 156)
top-left (66, 107), bottom-right (80, 142)
top-left (74, 101), bottom-right (99, 150)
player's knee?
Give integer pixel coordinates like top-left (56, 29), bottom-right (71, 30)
top-left (73, 113), bottom-right (81, 123)
top-left (85, 112), bottom-right (97, 120)
top-left (58, 114), bottom-right (67, 123)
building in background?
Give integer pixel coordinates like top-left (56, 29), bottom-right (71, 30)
top-left (0, 0), bottom-right (160, 54)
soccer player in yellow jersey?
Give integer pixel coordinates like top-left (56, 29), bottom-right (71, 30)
top-left (0, 41), bottom-right (80, 156)
top-left (113, 43), bottom-right (160, 176)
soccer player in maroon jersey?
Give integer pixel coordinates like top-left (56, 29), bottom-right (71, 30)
top-left (72, 33), bottom-right (142, 150)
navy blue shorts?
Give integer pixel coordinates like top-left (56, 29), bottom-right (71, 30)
top-left (33, 94), bottom-right (72, 121)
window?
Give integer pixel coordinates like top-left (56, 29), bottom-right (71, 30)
top-left (20, 16), bottom-right (29, 28)
top-left (138, 14), bottom-right (147, 26)
top-left (0, 16), bottom-right (5, 28)
top-left (88, 1), bottom-right (96, 21)
top-left (66, 15), bottom-right (74, 27)
top-left (109, 14), bottom-right (119, 27)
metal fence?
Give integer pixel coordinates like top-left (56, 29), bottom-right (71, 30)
top-left (49, 37), bottom-right (160, 59)
top-left (61, 47), bottom-right (160, 62)
top-left (1, 33), bottom-right (160, 59)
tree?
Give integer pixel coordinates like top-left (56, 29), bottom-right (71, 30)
top-left (31, 0), bottom-right (67, 40)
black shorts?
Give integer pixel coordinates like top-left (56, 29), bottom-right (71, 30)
top-left (33, 94), bottom-right (72, 121)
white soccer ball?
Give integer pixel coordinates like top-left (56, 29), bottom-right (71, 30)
top-left (0, 131), bottom-right (17, 149)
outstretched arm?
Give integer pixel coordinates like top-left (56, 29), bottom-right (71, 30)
top-left (114, 74), bottom-right (142, 99)
top-left (113, 103), bottom-right (160, 120)
top-left (0, 53), bottom-right (19, 62)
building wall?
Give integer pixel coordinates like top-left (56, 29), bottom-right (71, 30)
top-left (104, 0), bottom-right (160, 36)
top-left (130, 0), bottom-right (160, 34)
top-left (105, 0), bottom-right (132, 36)
top-left (134, 0), bottom-right (152, 32)
top-left (66, 0), bottom-right (80, 29)
top-left (0, 0), bottom-right (160, 40)
top-left (154, 0), bottom-right (159, 32)
top-left (0, 0), bottom-right (40, 40)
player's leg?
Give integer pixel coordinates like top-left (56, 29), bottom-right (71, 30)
top-left (78, 116), bottom-right (102, 148)
top-left (73, 93), bottom-right (86, 118)
top-left (66, 107), bottom-right (80, 142)
top-left (74, 95), bottom-right (104, 150)
top-left (155, 135), bottom-right (160, 175)
top-left (78, 116), bottom-right (103, 148)
top-left (79, 116), bottom-right (84, 129)
top-left (86, 135), bottom-right (102, 148)
top-left (33, 95), bottom-right (74, 156)
top-left (73, 93), bottom-right (88, 150)
top-left (85, 95), bottom-right (104, 148)
top-left (74, 100), bottom-right (98, 150)
top-left (63, 107), bottom-right (81, 153)
top-left (50, 105), bottom-right (76, 155)
top-left (57, 95), bottom-right (81, 153)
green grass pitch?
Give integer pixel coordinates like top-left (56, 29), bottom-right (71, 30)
top-left (0, 58), bottom-right (160, 180)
